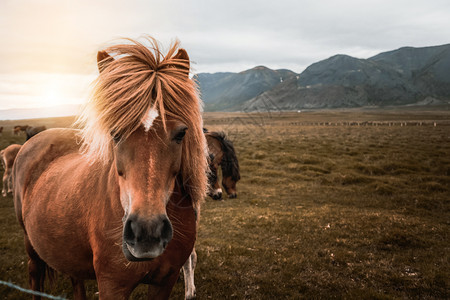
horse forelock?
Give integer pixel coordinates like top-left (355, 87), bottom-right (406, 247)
top-left (75, 36), bottom-right (208, 206)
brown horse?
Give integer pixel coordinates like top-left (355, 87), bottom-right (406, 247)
top-left (205, 130), bottom-right (240, 200)
top-left (13, 125), bottom-right (29, 135)
top-left (1, 144), bottom-right (21, 197)
top-left (25, 126), bottom-right (47, 141)
top-left (13, 37), bottom-right (207, 299)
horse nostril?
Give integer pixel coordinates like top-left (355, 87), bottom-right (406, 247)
top-left (160, 216), bottom-right (173, 245)
top-left (124, 217), bottom-right (137, 245)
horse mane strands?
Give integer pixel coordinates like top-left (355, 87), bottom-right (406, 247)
top-left (209, 131), bottom-right (240, 181)
top-left (75, 36), bottom-right (208, 206)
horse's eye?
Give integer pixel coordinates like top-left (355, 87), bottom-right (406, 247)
top-left (174, 128), bottom-right (187, 144)
top-left (112, 134), bottom-right (121, 144)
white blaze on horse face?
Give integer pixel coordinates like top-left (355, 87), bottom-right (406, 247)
top-left (120, 190), bottom-right (132, 217)
top-left (142, 108), bottom-right (159, 132)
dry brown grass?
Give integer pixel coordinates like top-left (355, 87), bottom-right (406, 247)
top-left (0, 109), bottom-right (449, 299)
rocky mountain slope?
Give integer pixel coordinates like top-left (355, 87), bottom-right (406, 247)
top-left (196, 66), bottom-right (296, 111)
top-left (197, 44), bottom-right (450, 111)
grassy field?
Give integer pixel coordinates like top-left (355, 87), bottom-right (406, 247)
top-left (0, 109), bottom-right (449, 299)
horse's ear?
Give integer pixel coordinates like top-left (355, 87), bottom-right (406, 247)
top-left (97, 51), bottom-right (114, 73)
top-left (173, 48), bottom-right (190, 77)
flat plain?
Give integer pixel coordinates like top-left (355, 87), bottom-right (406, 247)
top-left (1, 108), bottom-right (449, 299)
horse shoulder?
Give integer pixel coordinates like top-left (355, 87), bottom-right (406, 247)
top-left (13, 129), bottom-right (80, 226)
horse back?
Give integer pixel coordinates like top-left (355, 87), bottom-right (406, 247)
top-left (2, 144), bottom-right (22, 169)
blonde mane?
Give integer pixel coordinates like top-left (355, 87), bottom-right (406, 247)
top-left (75, 36), bottom-right (207, 206)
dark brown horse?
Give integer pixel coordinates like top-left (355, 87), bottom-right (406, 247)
top-left (205, 130), bottom-right (240, 200)
top-left (25, 126), bottom-right (47, 141)
top-left (13, 125), bottom-right (29, 135)
top-left (13, 37), bottom-right (207, 299)
top-left (1, 144), bottom-right (21, 197)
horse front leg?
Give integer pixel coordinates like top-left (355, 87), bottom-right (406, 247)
top-left (183, 249), bottom-right (197, 300)
top-left (96, 277), bottom-right (134, 300)
top-left (70, 277), bottom-right (87, 300)
top-left (24, 235), bottom-right (46, 300)
top-left (147, 271), bottom-right (180, 300)
top-left (2, 174), bottom-right (7, 197)
top-left (7, 173), bottom-right (13, 194)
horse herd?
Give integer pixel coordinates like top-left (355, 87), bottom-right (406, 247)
top-left (0, 125), bottom-right (46, 140)
top-left (0, 37), bottom-right (240, 299)
top-left (13, 125), bottom-right (47, 141)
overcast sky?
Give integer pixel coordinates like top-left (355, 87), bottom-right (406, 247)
top-left (1, 0), bottom-right (450, 112)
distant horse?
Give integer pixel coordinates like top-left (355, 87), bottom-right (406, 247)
top-left (13, 125), bottom-right (29, 135)
top-left (1, 144), bottom-right (21, 197)
top-left (0, 126), bottom-right (3, 136)
top-left (204, 130), bottom-right (241, 200)
top-left (13, 37), bottom-right (207, 299)
top-left (25, 126), bottom-right (47, 141)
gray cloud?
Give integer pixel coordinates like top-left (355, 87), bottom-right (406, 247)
top-left (1, 0), bottom-right (450, 109)
top-left (1, 0), bottom-right (450, 73)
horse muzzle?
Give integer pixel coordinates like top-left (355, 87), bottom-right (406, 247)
top-left (228, 193), bottom-right (237, 199)
top-left (122, 214), bottom-right (173, 261)
top-left (209, 188), bottom-right (222, 200)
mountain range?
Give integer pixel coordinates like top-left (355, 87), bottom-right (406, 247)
top-left (196, 44), bottom-right (450, 111)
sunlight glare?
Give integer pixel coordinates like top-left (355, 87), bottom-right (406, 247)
top-left (37, 75), bottom-right (68, 108)
top-left (41, 88), bottom-right (62, 107)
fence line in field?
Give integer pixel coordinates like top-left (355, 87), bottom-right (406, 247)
top-left (282, 121), bottom-right (448, 127)
top-left (0, 280), bottom-right (67, 300)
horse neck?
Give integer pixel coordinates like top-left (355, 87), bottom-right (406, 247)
top-left (102, 161), bottom-right (123, 218)
top-left (220, 146), bottom-right (239, 181)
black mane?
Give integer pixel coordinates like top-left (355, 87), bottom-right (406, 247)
top-left (207, 131), bottom-right (240, 182)
top-left (26, 126), bottom-right (47, 141)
